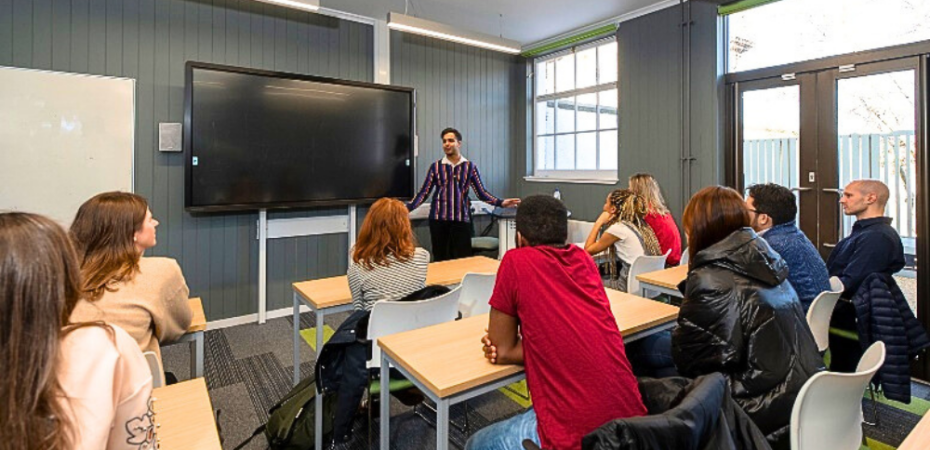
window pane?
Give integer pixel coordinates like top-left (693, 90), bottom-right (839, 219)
top-left (536, 100), bottom-right (555, 135)
top-left (577, 94), bottom-right (597, 132)
top-left (556, 97), bottom-right (576, 133)
top-left (536, 136), bottom-right (555, 170)
top-left (577, 132), bottom-right (597, 170)
top-left (728, 0), bottom-right (930, 73)
top-left (599, 130), bottom-right (618, 170)
top-left (598, 41), bottom-right (618, 84)
top-left (599, 89), bottom-right (618, 130)
top-left (536, 60), bottom-right (555, 96)
top-left (556, 135), bottom-right (575, 170)
top-left (555, 54), bottom-right (575, 93)
top-left (576, 47), bottom-right (597, 89)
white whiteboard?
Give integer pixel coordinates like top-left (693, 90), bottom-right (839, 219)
top-left (0, 66), bottom-right (134, 226)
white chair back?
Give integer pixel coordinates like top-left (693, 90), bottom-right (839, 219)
top-left (805, 277), bottom-right (846, 353)
top-left (829, 276), bottom-right (845, 293)
top-left (679, 247), bottom-right (689, 266)
top-left (368, 286), bottom-right (461, 369)
top-left (458, 272), bottom-right (497, 318)
top-left (628, 249), bottom-right (671, 296)
top-left (144, 351), bottom-right (165, 388)
top-left (790, 341), bottom-right (886, 450)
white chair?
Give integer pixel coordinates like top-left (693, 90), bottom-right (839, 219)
top-left (806, 276), bottom-right (845, 353)
top-left (368, 286), bottom-right (462, 370)
top-left (628, 249), bottom-right (671, 296)
top-left (144, 351), bottom-right (166, 388)
top-left (790, 341), bottom-right (886, 450)
top-left (458, 272), bottom-right (497, 318)
top-left (679, 247), bottom-right (689, 266)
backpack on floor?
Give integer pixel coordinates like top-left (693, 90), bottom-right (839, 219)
top-left (234, 374), bottom-right (336, 449)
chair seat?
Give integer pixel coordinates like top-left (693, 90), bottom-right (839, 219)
top-left (369, 377), bottom-right (415, 396)
top-left (471, 236), bottom-right (499, 250)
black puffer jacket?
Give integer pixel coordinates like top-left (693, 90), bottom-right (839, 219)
top-left (672, 228), bottom-right (823, 440)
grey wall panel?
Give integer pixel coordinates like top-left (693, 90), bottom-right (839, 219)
top-left (3, 0), bottom-right (374, 320)
top-left (390, 31), bottom-right (523, 251)
top-left (515, 4), bottom-right (722, 227)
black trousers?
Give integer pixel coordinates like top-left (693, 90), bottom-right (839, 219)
top-left (828, 300), bottom-right (863, 372)
top-left (429, 220), bottom-right (473, 262)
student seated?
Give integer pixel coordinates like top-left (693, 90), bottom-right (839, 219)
top-left (827, 179), bottom-right (907, 371)
top-left (0, 212), bottom-right (155, 450)
top-left (584, 189), bottom-right (663, 292)
top-left (629, 173), bottom-right (682, 266)
top-left (69, 192), bottom-right (192, 365)
top-left (673, 186), bottom-right (822, 445)
top-left (468, 195), bottom-right (646, 450)
top-left (746, 183), bottom-right (830, 311)
top-left (347, 197), bottom-right (430, 311)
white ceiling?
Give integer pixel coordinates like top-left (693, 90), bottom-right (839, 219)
top-left (321, 0), bottom-right (677, 46)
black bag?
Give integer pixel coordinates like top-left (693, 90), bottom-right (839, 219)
top-left (234, 374), bottom-right (336, 449)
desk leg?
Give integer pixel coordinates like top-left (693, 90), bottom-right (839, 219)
top-left (192, 331), bottom-right (204, 378)
top-left (293, 292), bottom-right (300, 386)
top-left (315, 309), bottom-right (325, 358)
top-left (436, 398), bottom-right (449, 450)
top-left (380, 354), bottom-right (390, 450)
top-left (315, 390), bottom-right (323, 450)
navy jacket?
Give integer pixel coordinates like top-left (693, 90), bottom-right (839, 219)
top-left (827, 217), bottom-right (905, 299)
top-left (761, 223), bottom-right (831, 311)
top-left (852, 273), bottom-right (930, 403)
top-left (583, 374), bottom-right (772, 450)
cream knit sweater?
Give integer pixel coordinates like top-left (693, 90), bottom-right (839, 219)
top-left (70, 257), bottom-right (192, 361)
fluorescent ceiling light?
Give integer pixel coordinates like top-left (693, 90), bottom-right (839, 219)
top-left (255, 0), bottom-right (319, 12)
top-left (387, 12), bottom-right (521, 54)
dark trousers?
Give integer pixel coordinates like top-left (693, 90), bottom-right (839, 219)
top-left (828, 300), bottom-right (863, 372)
top-left (429, 220), bottom-right (473, 262)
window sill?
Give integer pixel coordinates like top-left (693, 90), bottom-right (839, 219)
top-left (523, 176), bottom-right (619, 185)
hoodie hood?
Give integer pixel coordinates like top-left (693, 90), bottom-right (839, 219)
top-left (691, 227), bottom-right (789, 287)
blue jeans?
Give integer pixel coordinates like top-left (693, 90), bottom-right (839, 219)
top-left (465, 408), bottom-right (540, 450)
top-left (625, 331), bottom-right (678, 378)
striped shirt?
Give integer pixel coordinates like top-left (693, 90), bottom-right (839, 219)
top-left (406, 157), bottom-right (503, 223)
top-left (347, 247), bottom-right (430, 311)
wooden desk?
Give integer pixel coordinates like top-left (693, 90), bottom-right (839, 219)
top-left (153, 377), bottom-right (221, 449)
top-left (293, 256), bottom-right (500, 450)
top-left (636, 265), bottom-right (688, 298)
top-left (899, 410), bottom-right (930, 450)
top-left (377, 289), bottom-right (679, 450)
top-left (164, 298), bottom-right (207, 378)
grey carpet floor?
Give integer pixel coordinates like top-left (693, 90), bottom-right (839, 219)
top-left (162, 311), bottom-right (524, 450)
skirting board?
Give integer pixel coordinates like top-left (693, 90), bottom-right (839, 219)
top-left (206, 304), bottom-right (319, 331)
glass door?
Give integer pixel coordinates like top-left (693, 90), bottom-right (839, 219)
top-left (823, 59), bottom-right (919, 314)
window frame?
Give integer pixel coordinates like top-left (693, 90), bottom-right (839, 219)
top-left (528, 38), bottom-right (620, 184)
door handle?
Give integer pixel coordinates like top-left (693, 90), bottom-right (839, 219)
top-left (823, 188), bottom-right (843, 194)
top-left (823, 243), bottom-right (837, 248)
top-left (791, 187), bottom-right (812, 192)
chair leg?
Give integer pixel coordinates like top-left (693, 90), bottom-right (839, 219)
top-left (863, 384), bottom-right (879, 427)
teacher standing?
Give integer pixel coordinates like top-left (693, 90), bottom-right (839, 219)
top-left (407, 128), bottom-right (520, 261)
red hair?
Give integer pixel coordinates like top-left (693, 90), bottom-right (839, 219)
top-left (353, 198), bottom-right (416, 270)
top-left (682, 186), bottom-right (750, 263)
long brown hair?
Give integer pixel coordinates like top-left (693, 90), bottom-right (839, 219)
top-left (601, 189), bottom-right (662, 282)
top-left (70, 192), bottom-right (148, 301)
top-left (0, 213), bottom-right (107, 449)
top-left (682, 186), bottom-right (750, 263)
top-left (629, 173), bottom-right (671, 216)
top-left (353, 198), bottom-right (417, 270)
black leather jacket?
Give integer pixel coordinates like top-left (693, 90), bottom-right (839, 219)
top-left (672, 228), bottom-right (824, 439)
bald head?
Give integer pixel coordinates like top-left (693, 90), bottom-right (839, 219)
top-left (848, 180), bottom-right (889, 208)
top-left (841, 179), bottom-right (890, 220)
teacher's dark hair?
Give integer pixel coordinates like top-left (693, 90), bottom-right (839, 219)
top-left (440, 127), bottom-right (462, 142)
